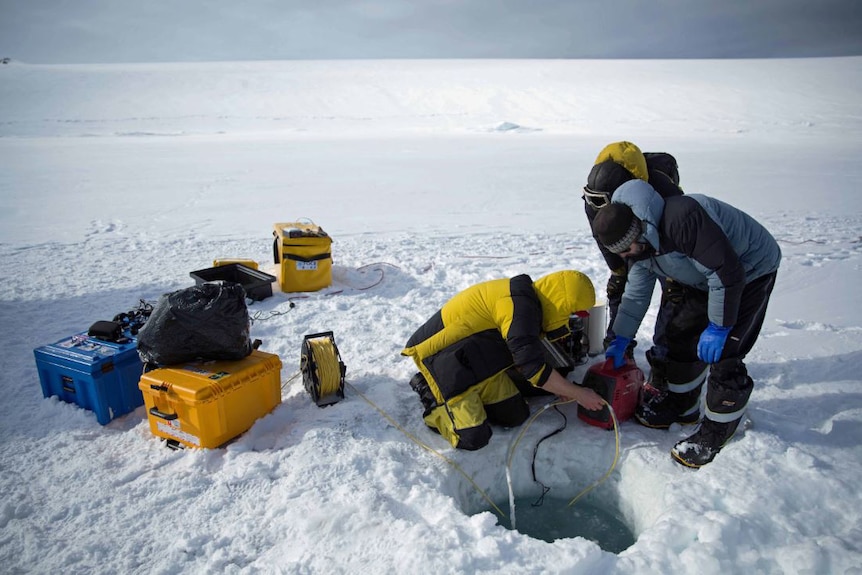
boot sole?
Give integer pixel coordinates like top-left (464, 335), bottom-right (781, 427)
top-left (635, 414), bottom-right (700, 429)
top-left (671, 449), bottom-right (708, 469)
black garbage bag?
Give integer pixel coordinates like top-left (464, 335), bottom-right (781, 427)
top-left (136, 282), bottom-right (252, 365)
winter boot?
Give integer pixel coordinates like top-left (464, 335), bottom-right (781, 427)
top-left (671, 417), bottom-right (741, 468)
top-left (636, 387), bottom-right (701, 428)
top-left (671, 358), bottom-right (753, 467)
top-left (635, 353), bottom-right (707, 429)
top-left (409, 372), bottom-right (438, 417)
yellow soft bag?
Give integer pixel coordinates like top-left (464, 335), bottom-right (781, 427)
top-left (272, 220), bottom-right (332, 293)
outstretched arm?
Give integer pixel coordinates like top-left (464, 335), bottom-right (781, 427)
top-left (541, 370), bottom-right (605, 411)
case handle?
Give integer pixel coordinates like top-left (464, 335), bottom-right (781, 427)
top-left (149, 407), bottom-right (178, 421)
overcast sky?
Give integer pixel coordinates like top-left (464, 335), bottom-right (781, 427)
top-left (2, 0), bottom-right (862, 64)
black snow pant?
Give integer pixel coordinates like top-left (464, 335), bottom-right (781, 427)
top-left (658, 272), bottom-right (778, 424)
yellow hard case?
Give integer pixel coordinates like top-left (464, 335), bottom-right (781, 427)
top-left (138, 350), bottom-right (282, 448)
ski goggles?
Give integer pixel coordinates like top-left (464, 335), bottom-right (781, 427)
top-left (583, 186), bottom-right (612, 210)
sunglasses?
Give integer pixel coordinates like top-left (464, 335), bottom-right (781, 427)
top-left (583, 186), bottom-right (611, 210)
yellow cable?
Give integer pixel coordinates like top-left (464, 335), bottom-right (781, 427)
top-left (505, 397), bottom-right (576, 470)
top-left (504, 397), bottom-right (575, 529)
top-left (298, 331), bottom-right (505, 516)
top-left (307, 337), bottom-right (342, 398)
top-left (291, 343), bottom-right (622, 520)
top-left (344, 381), bottom-right (508, 520)
top-left (281, 369), bottom-right (302, 392)
top-left (504, 397), bottom-right (621, 512)
top-left (567, 400), bottom-right (621, 508)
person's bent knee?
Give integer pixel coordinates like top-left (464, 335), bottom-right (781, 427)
top-left (455, 422), bottom-right (493, 450)
top-left (485, 394), bottom-right (530, 427)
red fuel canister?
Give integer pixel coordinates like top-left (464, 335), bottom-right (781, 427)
top-left (577, 359), bottom-right (645, 429)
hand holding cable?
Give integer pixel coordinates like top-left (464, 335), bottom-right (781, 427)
top-left (540, 370), bottom-right (604, 411)
top-left (569, 384), bottom-right (605, 412)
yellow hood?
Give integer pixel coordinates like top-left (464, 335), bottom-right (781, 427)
top-left (594, 141), bottom-right (649, 182)
top-left (533, 270), bottom-right (596, 333)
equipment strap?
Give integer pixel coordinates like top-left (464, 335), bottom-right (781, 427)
top-left (284, 252), bottom-right (332, 263)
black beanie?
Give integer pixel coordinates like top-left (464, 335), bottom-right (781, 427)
top-left (586, 160), bottom-right (636, 195)
top-left (592, 203), bottom-right (643, 253)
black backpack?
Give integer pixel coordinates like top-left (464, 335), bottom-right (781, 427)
top-left (644, 152), bottom-right (680, 183)
top-left (643, 152), bottom-right (682, 197)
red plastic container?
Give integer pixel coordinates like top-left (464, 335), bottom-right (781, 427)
top-left (577, 359), bottom-right (645, 429)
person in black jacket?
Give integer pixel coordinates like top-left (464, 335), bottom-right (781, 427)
top-left (583, 142), bottom-right (684, 344)
top-left (583, 142), bottom-right (689, 403)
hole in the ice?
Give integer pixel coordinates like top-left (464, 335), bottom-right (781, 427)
top-left (476, 494), bottom-right (636, 552)
top-left (454, 405), bottom-right (647, 553)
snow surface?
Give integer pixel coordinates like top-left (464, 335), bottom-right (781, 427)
top-left (1, 57), bottom-right (861, 574)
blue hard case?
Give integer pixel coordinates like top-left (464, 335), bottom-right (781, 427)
top-left (34, 332), bottom-right (144, 425)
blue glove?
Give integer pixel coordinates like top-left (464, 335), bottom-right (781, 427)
top-left (605, 336), bottom-right (632, 369)
top-left (697, 322), bottom-right (732, 363)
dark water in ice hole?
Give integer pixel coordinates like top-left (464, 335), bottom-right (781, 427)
top-left (486, 496), bottom-right (636, 553)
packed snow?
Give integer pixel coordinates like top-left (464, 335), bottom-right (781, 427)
top-left (1, 57), bottom-right (861, 574)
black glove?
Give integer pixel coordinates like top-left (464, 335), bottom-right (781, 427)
top-left (606, 267), bottom-right (627, 301)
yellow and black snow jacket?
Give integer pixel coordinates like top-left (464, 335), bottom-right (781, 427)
top-left (402, 270), bottom-right (595, 402)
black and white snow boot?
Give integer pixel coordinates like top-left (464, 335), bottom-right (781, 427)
top-left (636, 385), bottom-right (702, 428)
top-left (635, 354), bottom-right (706, 429)
top-left (671, 417), bottom-right (741, 468)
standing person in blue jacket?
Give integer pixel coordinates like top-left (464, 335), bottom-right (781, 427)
top-left (591, 179), bottom-right (781, 467)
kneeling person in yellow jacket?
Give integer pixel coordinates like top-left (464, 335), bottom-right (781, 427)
top-left (402, 270), bottom-right (604, 450)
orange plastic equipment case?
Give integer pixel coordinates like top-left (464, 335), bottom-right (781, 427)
top-left (138, 350), bottom-right (282, 448)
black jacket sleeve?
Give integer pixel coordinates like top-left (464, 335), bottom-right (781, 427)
top-left (506, 275), bottom-right (552, 387)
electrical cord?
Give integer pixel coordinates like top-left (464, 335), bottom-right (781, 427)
top-left (505, 397), bottom-right (621, 529)
top-left (281, 367), bottom-right (621, 526)
top-left (344, 380), bottom-right (508, 519)
top-left (530, 405), bottom-right (567, 508)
